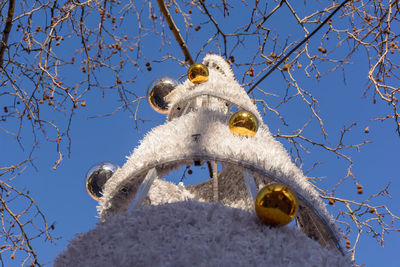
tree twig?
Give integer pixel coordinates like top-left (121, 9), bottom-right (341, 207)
top-left (0, 0), bottom-right (15, 67)
top-left (199, 1), bottom-right (227, 58)
top-left (156, 0), bottom-right (194, 65)
top-left (247, 0), bottom-right (351, 94)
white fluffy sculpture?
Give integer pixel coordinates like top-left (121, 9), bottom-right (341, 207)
top-left (55, 55), bottom-right (349, 266)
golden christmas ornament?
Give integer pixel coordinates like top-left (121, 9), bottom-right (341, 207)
top-left (229, 111), bottom-right (258, 137)
top-left (255, 183), bottom-right (298, 226)
top-left (188, 63), bottom-right (209, 84)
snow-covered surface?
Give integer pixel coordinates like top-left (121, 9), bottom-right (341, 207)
top-left (55, 201), bottom-right (349, 267)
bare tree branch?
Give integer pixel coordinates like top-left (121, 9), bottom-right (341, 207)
top-left (156, 0), bottom-right (194, 65)
top-left (247, 0), bottom-right (352, 94)
top-left (0, 0), bottom-right (15, 66)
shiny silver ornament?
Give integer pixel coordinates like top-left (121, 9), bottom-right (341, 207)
top-left (147, 76), bottom-right (179, 113)
top-left (86, 162), bottom-right (119, 200)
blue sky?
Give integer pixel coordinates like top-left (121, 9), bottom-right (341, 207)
top-left (1, 1), bottom-right (399, 266)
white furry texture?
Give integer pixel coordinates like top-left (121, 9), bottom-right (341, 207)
top-left (99, 109), bottom-right (331, 226)
top-left (55, 201), bottom-right (349, 267)
top-left (166, 54), bottom-right (262, 122)
top-left (94, 54), bottom-right (342, 254)
top-left (203, 54), bottom-right (235, 79)
top-left (146, 179), bottom-right (199, 204)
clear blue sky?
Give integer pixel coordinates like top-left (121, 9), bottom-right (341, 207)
top-left (1, 1), bottom-right (399, 266)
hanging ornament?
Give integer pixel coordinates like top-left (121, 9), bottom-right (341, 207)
top-left (229, 110), bottom-right (258, 137)
top-left (86, 162), bottom-right (119, 200)
top-left (188, 63), bottom-right (209, 84)
top-left (148, 76), bottom-right (179, 113)
top-left (255, 183), bottom-right (298, 226)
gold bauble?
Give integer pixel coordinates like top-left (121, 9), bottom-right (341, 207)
top-left (188, 63), bottom-right (209, 84)
top-left (255, 184), bottom-right (298, 226)
top-left (229, 111), bottom-right (258, 137)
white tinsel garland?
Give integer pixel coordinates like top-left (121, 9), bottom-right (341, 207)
top-left (63, 54), bottom-right (348, 265)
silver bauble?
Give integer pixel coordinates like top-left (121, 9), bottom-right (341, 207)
top-left (147, 76), bottom-right (179, 113)
top-left (86, 162), bottom-right (119, 200)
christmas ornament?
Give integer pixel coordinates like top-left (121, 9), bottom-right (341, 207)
top-left (188, 63), bottom-right (209, 84)
top-left (86, 162), bottom-right (118, 200)
top-left (255, 184), bottom-right (298, 226)
top-left (89, 54), bottom-right (343, 255)
top-left (229, 110), bottom-right (258, 137)
top-left (148, 76), bottom-right (179, 113)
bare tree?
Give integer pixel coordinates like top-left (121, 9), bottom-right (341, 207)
top-left (1, 0), bottom-right (399, 265)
